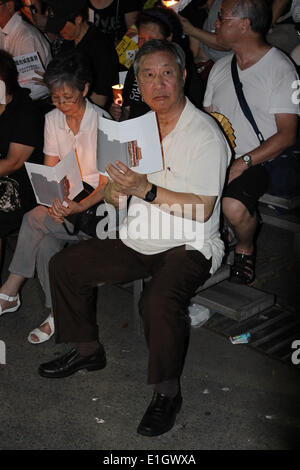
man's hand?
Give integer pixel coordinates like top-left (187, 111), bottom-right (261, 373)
top-left (32, 70), bottom-right (46, 86)
top-left (109, 102), bottom-right (122, 121)
top-left (179, 16), bottom-right (196, 37)
top-left (106, 161), bottom-right (149, 200)
top-left (227, 158), bottom-right (247, 185)
top-left (104, 180), bottom-right (127, 208)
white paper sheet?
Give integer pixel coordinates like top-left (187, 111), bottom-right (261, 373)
top-left (25, 149), bottom-right (83, 206)
top-left (97, 111), bottom-right (163, 175)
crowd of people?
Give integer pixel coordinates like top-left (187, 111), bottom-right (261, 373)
top-left (0, 0), bottom-right (299, 437)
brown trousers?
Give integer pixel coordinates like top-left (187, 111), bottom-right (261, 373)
top-left (49, 237), bottom-right (211, 384)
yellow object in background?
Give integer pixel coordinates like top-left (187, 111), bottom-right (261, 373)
top-left (116, 26), bottom-right (139, 69)
top-left (210, 112), bottom-right (236, 149)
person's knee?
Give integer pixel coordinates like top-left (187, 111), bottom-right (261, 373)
top-left (222, 198), bottom-right (250, 226)
top-left (25, 205), bottom-right (48, 230)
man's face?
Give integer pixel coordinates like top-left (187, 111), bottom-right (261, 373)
top-left (60, 21), bottom-right (79, 41)
top-left (137, 50), bottom-right (186, 115)
top-left (0, 1), bottom-right (14, 29)
top-left (214, 0), bottom-right (244, 47)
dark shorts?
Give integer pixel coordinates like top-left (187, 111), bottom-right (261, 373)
top-left (223, 164), bottom-right (269, 216)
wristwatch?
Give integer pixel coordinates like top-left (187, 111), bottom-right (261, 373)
top-left (144, 184), bottom-right (157, 202)
top-left (242, 154), bottom-right (252, 168)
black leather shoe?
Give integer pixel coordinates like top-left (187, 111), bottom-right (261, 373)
top-left (137, 391), bottom-right (182, 437)
top-left (38, 345), bottom-right (106, 378)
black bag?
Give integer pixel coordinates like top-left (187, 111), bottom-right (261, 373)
top-left (0, 177), bottom-right (21, 212)
top-left (63, 182), bottom-right (109, 238)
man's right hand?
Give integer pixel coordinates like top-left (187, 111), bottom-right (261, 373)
top-left (109, 103), bottom-right (122, 121)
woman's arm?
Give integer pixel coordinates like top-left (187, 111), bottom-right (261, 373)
top-left (0, 142), bottom-right (35, 176)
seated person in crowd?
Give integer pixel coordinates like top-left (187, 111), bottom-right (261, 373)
top-left (203, 0), bottom-right (299, 285)
top-left (38, 39), bottom-right (231, 438)
top-left (0, 49), bottom-right (43, 240)
top-left (180, 0), bottom-right (231, 80)
top-left (0, 0), bottom-right (52, 100)
top-left (267, 0), bottom-right (300, 56)
top-left (40, 1), bottom-right (119, 108)
top-left (110, 6), bottom-right (203, 121)
top-left (0, 51), bottom-right (111, 343)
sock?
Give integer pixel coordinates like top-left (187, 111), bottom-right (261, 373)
top-left (154, 378), bottom-right (179, 398)
top-left (75, 341), bottom-right (100, 357)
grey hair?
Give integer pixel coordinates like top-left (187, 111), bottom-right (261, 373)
top-left (230, 0), bottom-right (272, 35)
top-left (133, 39), bottom-right (186, 78)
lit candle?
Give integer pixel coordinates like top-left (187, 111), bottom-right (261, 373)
top-left (112, 84), bottom-right (124, 106)
top-left (162, 0), bottom-right (179, 9)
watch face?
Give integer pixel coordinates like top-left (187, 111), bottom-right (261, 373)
top-left (243, 155), bottom-right (250, 163)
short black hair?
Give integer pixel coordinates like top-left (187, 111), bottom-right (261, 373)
top-left (136, 6), bottom-right (183, 42)
top-left (0, 49), bottom-right (20, 95)
top-left (44, 51), bottom-right (92, 92)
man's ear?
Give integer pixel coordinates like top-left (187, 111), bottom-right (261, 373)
top-left (241, 17), bottom-right (251, 34)
top-left (182, 69), bottom-right (187, 84)
top-left (75, 15), bottom-right (83, 26)
top-left (83, 83), bottom-right (90, 97)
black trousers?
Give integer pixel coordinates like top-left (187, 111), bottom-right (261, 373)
top-left (49, 237), bottom-right (211, 384)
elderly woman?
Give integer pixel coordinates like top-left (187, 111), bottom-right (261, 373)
top-left (0, 51), bottom-right (110, 344)
top-left (0, 49), bottom-right (43, 240)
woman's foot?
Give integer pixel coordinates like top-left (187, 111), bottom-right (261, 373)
top-left (28, 314), bottom-right (55, 344)
top-left (0, 293), bottom-right (21, 316)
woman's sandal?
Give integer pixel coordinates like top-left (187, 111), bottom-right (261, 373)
top-left (28, 314), bottom-right (55, 344)
top-left (0, 293), bottom-right (21, 316)
top-left (230, 252), bottom-right (255, 284)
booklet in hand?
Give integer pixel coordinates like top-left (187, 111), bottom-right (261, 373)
top-left (25, 149), bottom-right (84, 207)
top-left (97, 111), bottom-right (163, 176)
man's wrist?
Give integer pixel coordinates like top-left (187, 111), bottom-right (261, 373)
top-left (241, 154), bottom-right (252, 169)
top-left (143, 182), bottom-right (157, 202)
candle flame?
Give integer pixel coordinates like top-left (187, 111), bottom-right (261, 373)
top-left (162, 0), bottom-right (178, 7)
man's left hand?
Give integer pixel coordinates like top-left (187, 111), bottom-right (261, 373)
top-left (227, 158), bottom-right (247, 185)
top-left (106, 161), bottom-right (149, 199)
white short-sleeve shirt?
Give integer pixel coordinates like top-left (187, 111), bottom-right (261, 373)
top-left (120, 99), bottom-right (231, 274)
top-left (204, 48), bottom-right (300, 157)
top-left (44, 99), bottom-right (111, 189)
top-left (0, 13), bottom-right (52, 100)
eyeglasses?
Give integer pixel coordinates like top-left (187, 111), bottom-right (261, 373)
top-left (51, 94), bottom-right (80, 106)
top-left (217, 11), bottom-right (243, 22)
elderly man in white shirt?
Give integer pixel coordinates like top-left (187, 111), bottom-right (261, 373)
top-left (37, 39), bottom-right (231, 438)
top-left (0, 0), bottom-right (51, 100)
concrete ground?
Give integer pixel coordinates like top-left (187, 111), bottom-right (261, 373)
top-left (0, 222), bottom-right (300, 451)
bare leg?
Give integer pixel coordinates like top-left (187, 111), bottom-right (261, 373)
top-left (222, 197), bottom-right (256, 254)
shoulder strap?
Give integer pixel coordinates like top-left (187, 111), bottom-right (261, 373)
top-left (231, 55), bottom-right (265, 144)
